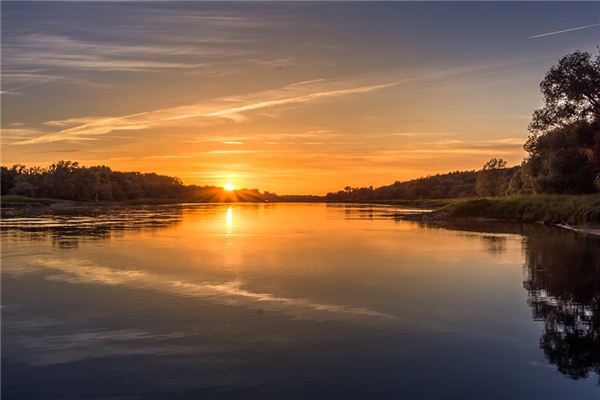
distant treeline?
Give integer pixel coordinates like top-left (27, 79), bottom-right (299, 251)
top-left (0, 161), bottom-right (281, 202)
top-left (326, 165), bottom-right (520, 202)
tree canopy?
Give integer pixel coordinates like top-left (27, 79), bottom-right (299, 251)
top-left (517, 50), bottom-right (600, 195)
top-left (529, 50), bottom-right (600, 134)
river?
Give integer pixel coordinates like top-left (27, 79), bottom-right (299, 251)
top-left (2, 203), bottom-right (599, 399)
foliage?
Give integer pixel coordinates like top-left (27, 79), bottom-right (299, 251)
top-left (524, 122), bottom-right (600, 194)
top-left (475, 158), bottom-right (512, 197)
top-left (327, 167), bottom-right (519, 202)
top-left (522, 50), bottom-right (600, 195)
top-left (482, 158), bottom-right (507, 170)
top-left (439, 194), bottom-right (600, 225)
top-left (529, 50), bottom-right (600, 134)
top-left (505, 168), bottom-right (534, 195)
top-left (0, 161), bottom-right (278, 203)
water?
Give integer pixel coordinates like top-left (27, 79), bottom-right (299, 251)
top-left (2, 203), bottom-right (599, 399)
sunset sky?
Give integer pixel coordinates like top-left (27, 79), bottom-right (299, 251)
top-left (2, 2), bottom-right (599, 194)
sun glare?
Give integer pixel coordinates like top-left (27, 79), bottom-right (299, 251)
top-left (223, 183), bottom-right (235, 191)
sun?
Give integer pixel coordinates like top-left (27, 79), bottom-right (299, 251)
top-left (223, 183), bottom-right (235, 191)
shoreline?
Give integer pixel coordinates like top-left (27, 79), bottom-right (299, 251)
top-left (555, 223), bottom-right (600, 237)
top-left (3, 195), bottom-right (599, 237)
top-left (391, 209), bottom-right (600, 238)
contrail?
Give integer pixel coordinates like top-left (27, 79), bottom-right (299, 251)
top-left (529, 22), bottom-right (600, 39)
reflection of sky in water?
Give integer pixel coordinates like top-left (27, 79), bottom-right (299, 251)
top-left (2, 204), bottom-right (599, 399)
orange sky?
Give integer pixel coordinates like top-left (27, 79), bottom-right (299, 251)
top-left (2, 2), bottom-right (599, 194)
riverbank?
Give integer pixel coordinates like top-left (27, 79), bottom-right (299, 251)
top-left (434, 194), bottom-right (600, 225)
top-left (0, 195), bottom-right (324, 207)
top-left (0, 195), bottom-right (72, 207)
top-left (3, 194), bottom-right (600, 230)
top-left (391, 194), bottom-right (600, 237)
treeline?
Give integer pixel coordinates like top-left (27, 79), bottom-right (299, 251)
top-left (328, 50), bottom-right (600, 202)
top-left (0, 161), bottom-right (278, 202)
top-left (326, 165), bottom-right (520, 202)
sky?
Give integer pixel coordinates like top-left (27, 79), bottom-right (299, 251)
top-left (1, 2), bottom-right (599, 194)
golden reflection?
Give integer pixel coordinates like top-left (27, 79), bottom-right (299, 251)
top-left (226, 206), bottom-right (233, 232)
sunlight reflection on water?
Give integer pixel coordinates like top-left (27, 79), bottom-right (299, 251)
top-left (1, 203), bottom-right (599, 399)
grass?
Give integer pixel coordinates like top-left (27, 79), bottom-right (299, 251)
top-left (438, 194), bottom-right (600, 226)
top-left (347, 198), bottom-right (453, 208)
top-left (0, 195), bottom-right (181, 207)
top-left (1, 195), bottom-right (68, 206)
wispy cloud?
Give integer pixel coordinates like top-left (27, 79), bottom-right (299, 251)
top-left (529, 22), bottom-right (600, 39)
top-left (288, 78), bottom-right (327, 87)
top-left (4, 34), bottom-right (203, 72)
top-left (13, 79), bottom-right (404, 145)
top-left (203, 81), bottom-right (403, 119)
top-left (3, 5), bottom-right (274, 74)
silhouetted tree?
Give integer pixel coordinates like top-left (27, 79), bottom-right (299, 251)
top-left (476, 158), bottom-right (510, 197)
top-left (1, 166), bottom-right (17, 195)
top-left (523, 50), bottom-right (600, 194)
top-left (529, 50), bottom-right (600, 134)
top-left (326, 170), bottom-right (490, 201)
top-left (524, 122), bottom-right (599, 194)
top-left (0, 161), bottom-right (278, 203)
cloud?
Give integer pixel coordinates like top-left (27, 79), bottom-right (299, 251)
top-left (13, 79), bottom-right (404, 145)
top-left (4, 35), bottom-right (202, 72)
top-left (202, 81), bottom-right (403, 119)
top-left (288, 78), bottom-right (327, 87)
top-left (529, 22), bottom-right (600, 39)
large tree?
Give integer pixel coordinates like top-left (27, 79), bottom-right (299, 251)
top-left (529, 50), bottom-right (600, 134)
top-left (523, 50), bottom-right (600, 194)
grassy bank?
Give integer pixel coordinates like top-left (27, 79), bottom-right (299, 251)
top-left (436, 194), bottom-right (600, 226)
top-left (0, 195), bottom-right (70, 206)
top-left (356, 198), bottom-right (452, 208)
top-left (0, 195), bottom-right (210, 207)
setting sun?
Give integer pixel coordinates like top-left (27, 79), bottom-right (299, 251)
top-left (1, 2), bottom-right (599, 398)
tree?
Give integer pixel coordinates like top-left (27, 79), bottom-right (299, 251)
top-left (529, 50), bottom-right (600, 135)
top-left (482, 158), bottom-right (507, 170)
top-left (476, 158), bottom-right (510, 197)
top-left (524, 123), bottom-right (599, 193)
top-left (10, 182), bottom-right (36, 197)
top-left (505, 168), bottom-right (533, 195)
top-left (0, 161), bottom-right (278, 202)
top-left (1, 166), bottom-right (16, 195)
top-left (524, 50), bottom-right (600, 194)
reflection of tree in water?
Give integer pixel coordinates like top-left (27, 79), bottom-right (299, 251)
top-left (480, 234), bottom-right (507, 255)
top-left (1, 205), bottom-right (184, 248)
top-left (420, 220), bottom-right (600, 382)
top-left (524, 230), bottom-right (600, 383)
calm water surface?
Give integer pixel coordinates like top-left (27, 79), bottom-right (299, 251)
top-left (2, 203), bottom-right (599, 399)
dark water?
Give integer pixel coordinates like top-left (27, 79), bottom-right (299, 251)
top-left (2, 203), bottom-right (599, 399)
